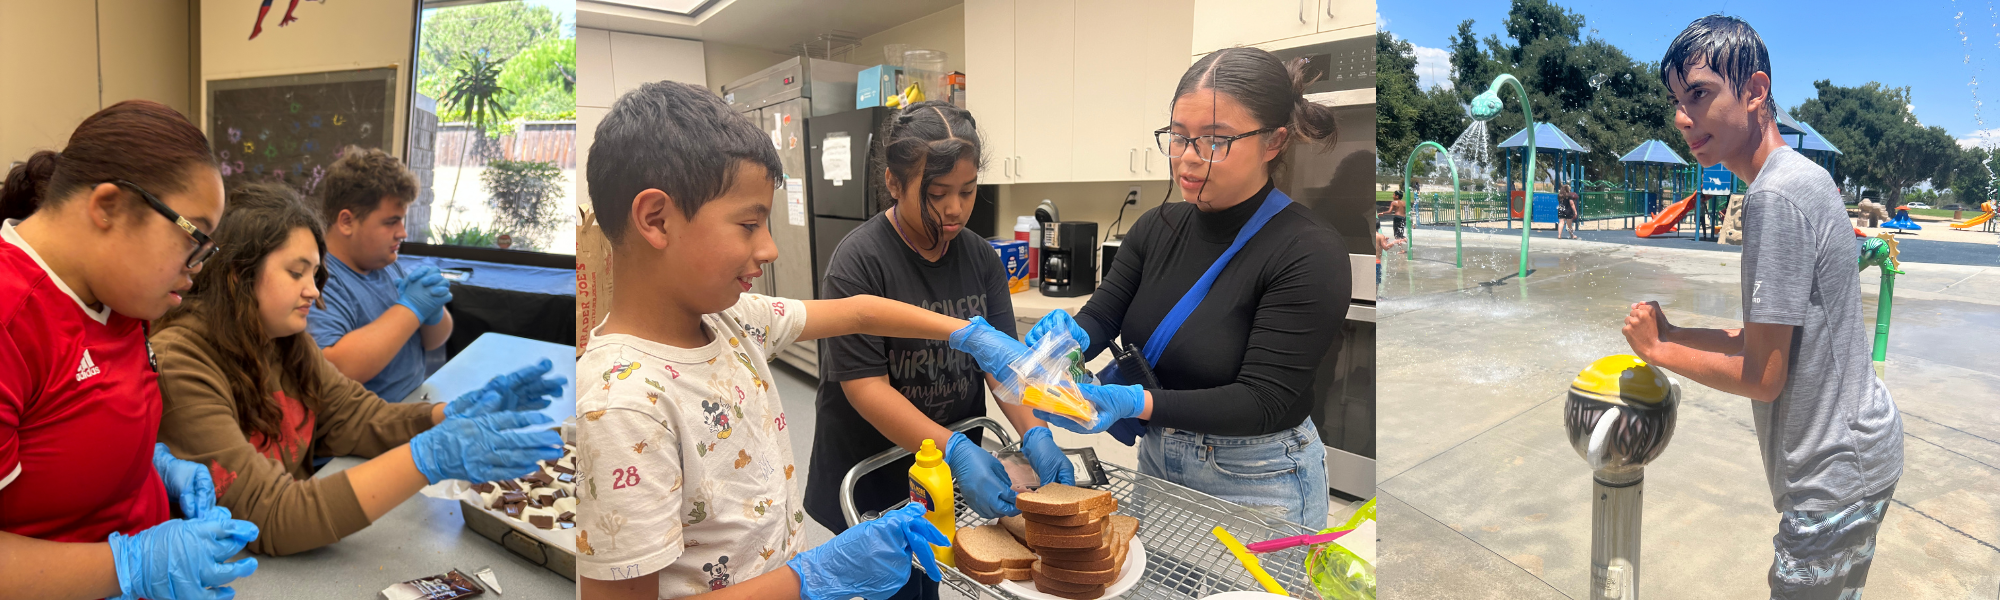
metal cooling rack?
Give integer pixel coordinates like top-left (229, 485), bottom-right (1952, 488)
top-left (841, 417), bottom-right (1319, 599)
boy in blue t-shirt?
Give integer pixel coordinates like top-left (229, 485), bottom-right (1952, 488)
top-left (306, 147), bottom-right (453, 402)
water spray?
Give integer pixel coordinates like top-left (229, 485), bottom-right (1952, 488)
top-left (1470, 74), bottom-right (1537, 279)
top-left (1402, 141), bottom-right (1464, 268)
top-left (1563, 355), bottom-right (1679, 600)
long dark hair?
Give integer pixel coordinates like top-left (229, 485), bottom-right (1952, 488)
top-left (2, 100), bottom-right (216, 222)
top-left (872, 101), bottom-right (983, 251)
top-left (1172, 47), bottom-right (1340, 179)
top-left (161, 182), bottom-right (330, 441)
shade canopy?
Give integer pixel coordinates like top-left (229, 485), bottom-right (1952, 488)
top-left (1497, 122), bottom-right (1591, 153)
top-left (1618, 140), bottom-right (1686, 165)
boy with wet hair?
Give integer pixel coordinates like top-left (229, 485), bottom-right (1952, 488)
top-left (574, 80), bottom-right (1032, 600)
top-left (1622, 15), bottom-right (1903, 599)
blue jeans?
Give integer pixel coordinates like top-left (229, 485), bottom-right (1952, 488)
top-left (1137, 419), bottom-right (1330, 530)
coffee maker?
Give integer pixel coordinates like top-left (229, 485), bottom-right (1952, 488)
top-left (1040, 221), bottom-right (1098, 297)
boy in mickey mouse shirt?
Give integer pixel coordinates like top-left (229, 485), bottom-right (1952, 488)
top-left (573, 81), bottom-right (1032, 600)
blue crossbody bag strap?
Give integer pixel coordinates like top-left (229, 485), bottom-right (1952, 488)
top-left (1138, 188), bottom-right (1292, 364)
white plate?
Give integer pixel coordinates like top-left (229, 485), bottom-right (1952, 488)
top-left (994, 532), bottom-right (1146, 600)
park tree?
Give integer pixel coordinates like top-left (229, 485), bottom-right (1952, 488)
top-left (1436, 0), bottom-right (1683, 187)
top-left (1377, 32), bottom-right (1469, 180)
top-left (1793, 81), bottom-right (1960, 207)
top-left (1950, 146), bottom-right (1994, 208)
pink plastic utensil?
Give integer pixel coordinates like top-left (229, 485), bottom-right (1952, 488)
top-left (1244, 529), bottom-right (1351, 553)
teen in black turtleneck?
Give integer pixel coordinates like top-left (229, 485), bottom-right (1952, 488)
top-left (1024, 47), bottom-right (1349, 529)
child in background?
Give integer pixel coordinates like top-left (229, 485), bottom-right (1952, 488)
top-left (307, 147), bottom-right (452, 403)
top-left (1625, 16), bottom-right (1902, 598)
top-left (574, 81), bottom-right (1033, 600)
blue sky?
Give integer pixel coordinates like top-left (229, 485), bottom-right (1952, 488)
top-left (1381, 0), bottom-right (2000, 148)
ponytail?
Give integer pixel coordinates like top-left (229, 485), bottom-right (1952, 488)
top-left (1, 151), bottom-right (61, 222)
top-left (1285, 57), bottom-right (1339, 144)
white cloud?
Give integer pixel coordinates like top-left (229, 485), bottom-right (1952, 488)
top-left (1413, 45), bottom-right (1452, 91)
top-left (1958, 127), bottom-right (2000, 149)
top-left (1377, 12), bottom-right (1388, 30)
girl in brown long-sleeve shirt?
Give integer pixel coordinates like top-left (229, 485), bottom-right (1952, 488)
top-left (149, 183), bottom-right (446, 556)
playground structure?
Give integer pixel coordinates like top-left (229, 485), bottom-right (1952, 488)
top-left (1882, 206), bottom-right (1924, 231)
top-left (1949, 201), bottom-right (1997, 230)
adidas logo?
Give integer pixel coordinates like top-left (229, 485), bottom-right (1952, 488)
top-left (75, 350), bottom-right (101, 382)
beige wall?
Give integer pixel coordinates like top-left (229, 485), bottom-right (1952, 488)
top-left (996, 180), bottom-right (1179, 241)
top-left (852, 4), bottom-right (963, 73)
top-left (578, 26), bottom-right (709, 209)
top-left (199, 0), bottom-right (414, 157)
top-left (0, 0), bottom-right (194, 163)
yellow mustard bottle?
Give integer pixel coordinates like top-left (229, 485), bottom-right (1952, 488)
top-left (908, 438), bottom-right (956, 567)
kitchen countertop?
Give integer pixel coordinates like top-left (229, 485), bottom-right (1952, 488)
top-left (232, 333), bottom-right (577, 599)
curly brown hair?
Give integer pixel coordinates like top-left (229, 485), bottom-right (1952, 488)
top-left (162, 182), bottom-right (330, 440)
top-left (315, 146), bottom-right (418, 226)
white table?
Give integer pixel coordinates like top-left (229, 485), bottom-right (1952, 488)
top-left (232, 333), bottom-right (577, 599)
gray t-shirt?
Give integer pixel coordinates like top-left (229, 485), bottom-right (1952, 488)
top-left (1740, 146), bottom-right (1904, 513)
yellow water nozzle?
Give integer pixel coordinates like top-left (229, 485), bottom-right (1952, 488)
top-left (915, 438), bottom-right (943, 467)
top-left (1569, 354), bottom-right (1672, 407)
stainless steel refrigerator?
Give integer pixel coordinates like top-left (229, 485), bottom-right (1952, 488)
top-left (722, 57), bottom-right (865, 375)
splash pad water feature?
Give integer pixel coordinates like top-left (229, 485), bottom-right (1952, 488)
top-left (1470, 74), bottom-right (1538, 279)
top-left (1402, 141), bottom-right (1464, 268)
top-left (1563, 355), bottom-right (1680, 600)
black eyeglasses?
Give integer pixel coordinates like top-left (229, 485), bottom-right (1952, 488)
top-left (111, 179), bottom-right (218, 269)
top-left (1154, 127), bottom-right (1277, 163)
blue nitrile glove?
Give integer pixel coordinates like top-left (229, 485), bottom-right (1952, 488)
top-left (789, 502), bottom-right (950, 600)
top-left (1034, 383), bottom-right (1147, 435)
top-left (108, 508), bottom-right (260, 600)
top-left (443, 359), bottom-right (569, 419)
top-left (1107, 418), bottom-right (1148, 446)
top-left (395, 266), bottom-right (453, 326)
top-left (409, 411), bottom-right (565, 484)
top-left (152, 443), bottom-right (216, 520)
top-left (1023, 310), bottom-right (1091, 351)
top-left (944, 433), bottom-right (1020, 518)
top-left (948, 317), bottom-right (1030, 388)
top-left (1019, 427), bottom-right (1074, 487)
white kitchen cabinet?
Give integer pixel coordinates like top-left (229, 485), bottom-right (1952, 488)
top-left (1191, 0), bottom-right (1320, 55)
top-left (965, 0), bottom-right (1018, 183)
top-left (1320, 0), bottom-right (1371, 33)
top-left (965, 0), bottom-right (1192, 184)
top-left (1012, 0), bottom-right (1075, 183)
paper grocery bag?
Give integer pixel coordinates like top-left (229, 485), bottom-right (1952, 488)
top-left (575, 208), bottom-right (614, 356)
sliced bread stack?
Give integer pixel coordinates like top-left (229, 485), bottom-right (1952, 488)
top-left (954, 524), bottom-right (1039, 585)
top-left (1014, 484), bottom-right (1141, 600)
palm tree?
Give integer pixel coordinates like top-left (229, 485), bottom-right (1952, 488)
top-left (440, 51), bottom-right (511, 230)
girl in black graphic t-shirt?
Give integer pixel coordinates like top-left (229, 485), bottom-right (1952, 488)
top-left (803, 102), bottom-right (1073, 600)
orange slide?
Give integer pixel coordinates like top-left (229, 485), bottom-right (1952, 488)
top-left (1636, 193), bottom-right (1697, 238)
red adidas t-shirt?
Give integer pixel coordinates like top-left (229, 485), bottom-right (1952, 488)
top-left (0, 221), bottom-right (169, 542)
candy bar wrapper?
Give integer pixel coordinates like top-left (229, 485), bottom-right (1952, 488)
top-left (379, 569), bottom-right (485, 600)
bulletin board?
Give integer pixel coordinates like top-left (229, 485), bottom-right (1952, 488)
top-left (206, 67), bottom-right (399, 195)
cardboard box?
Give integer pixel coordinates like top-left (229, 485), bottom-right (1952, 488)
top-left (575, 208), bottom-right (613, 356)
top-left (991, 239), bottom-right (1028, 293)
top-left (858, 64), bottom-right (903, 109)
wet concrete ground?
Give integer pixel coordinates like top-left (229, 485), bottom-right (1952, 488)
top-left (1378, 232), bottom-right (2000, 599)
top-left (1409, 222), bottom-right (2000, 267)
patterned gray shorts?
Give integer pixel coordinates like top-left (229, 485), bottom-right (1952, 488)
top-left (1768, 484), bottom-right (1897, 600)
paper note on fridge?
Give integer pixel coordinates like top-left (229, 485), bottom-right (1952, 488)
top-left (822, 133), bottom-right (852, 185)
top-left (786, 177), bottom-right (806, 226)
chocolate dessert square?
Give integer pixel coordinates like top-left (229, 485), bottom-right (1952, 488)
top-left (528, 515), bottom-right (554, 529)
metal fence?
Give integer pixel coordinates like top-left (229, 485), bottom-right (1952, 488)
top-left (1412, 189), bottom-right (1650, 225)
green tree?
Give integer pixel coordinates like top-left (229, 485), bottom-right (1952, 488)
top-left (1376, 32), bottom-right (1469, 180)
top-left (417, 2), bottom-right (560, 101)
top-left (497, 37), bottom-right (576, 121)
top-left (440, 52), bottom-right (511, 229)
top-left (1792, 81), bottom-right (1960, 207)
top-left (1950, 146), bottom-right (1993, 207)
top-left (1442, 0), bottom-right (1684, 187)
